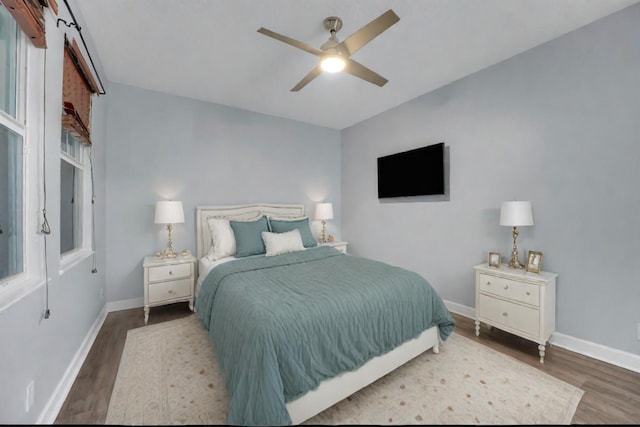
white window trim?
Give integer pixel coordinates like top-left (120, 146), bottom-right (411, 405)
top-left (0, 114), bottom-right (25, 285)
top-left (0, 21), bottom-right (46, 312)
top-left (0, 110), bottom-right (24, 134)
top-left (60, 150), bottom-right (83, 169)
top-left (0, 22), bottom-right (27, 294)
top-left (59, 248), bottom-right (93, 275)
top-left (59, 133), bottom-right (92, 271)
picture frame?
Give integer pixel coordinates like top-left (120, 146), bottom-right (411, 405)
top-left (526, 250), bottom-right (543, 274)
top-left (487, 251), bottom-right (501, 268)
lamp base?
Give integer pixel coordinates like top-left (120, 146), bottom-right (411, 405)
top-left (320, 220), bottom-right (327, 243)
top-left (160, 246), bottom-right (178, 259)
top-left (507, 254), bottom-right (524, 269)
top-left (507, 226), bottom-right (524, 269)
top-left (160, 223), bottom-right (178, 259)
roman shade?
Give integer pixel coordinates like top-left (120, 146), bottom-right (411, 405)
top-left (62, 37), bottom-right (98, 145)
top-left (0, 0), bottom-right (50, 48)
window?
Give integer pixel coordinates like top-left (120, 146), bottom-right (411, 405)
top-left (60, 129), bottom-right (83, 254)
top-left (1, 5), bottom-right (18, 116)
top-left (59, 37), bottom-right (97, 264)
top-left (0, 4), bottom-right (24, 284)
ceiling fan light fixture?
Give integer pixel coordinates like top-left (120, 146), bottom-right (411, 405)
top-left (258, 9), bottom-right (399, 91)
top-left (321, 55), bottom-right (345, 73)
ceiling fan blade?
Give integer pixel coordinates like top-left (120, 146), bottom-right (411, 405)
top-left (257, 27), bottom-right (324, 57)
top-left (291, 65), bottom-right (323, 92)
top-left (343, 59), bottom-right (388, 87)
top-left (340, 9), bottom-right (399, 56)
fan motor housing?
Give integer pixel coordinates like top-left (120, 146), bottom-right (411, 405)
top-left (323, 16), bottom-right (343, 33)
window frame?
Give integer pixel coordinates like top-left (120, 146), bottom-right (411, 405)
top-left (0, 12), bottom-right (27, 287)
top-left (59, 129), bottom-right (92, 272)
top-left (0, 9), bottom-right (46, 311)
top-left (58, 36), bottom-right (96, 274)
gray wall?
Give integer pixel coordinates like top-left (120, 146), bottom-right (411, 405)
top-left (104, 83), bottom-right (341, 302)
top-left (341, 5), bottom-right (640, 355)
top-left (0, 10), bottom-right (108, 422)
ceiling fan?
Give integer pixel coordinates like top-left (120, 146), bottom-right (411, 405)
top-left (257, 9), bottom-right (400, 92)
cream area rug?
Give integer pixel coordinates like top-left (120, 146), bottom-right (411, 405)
top-left (106, 315), bottom-right (583, 425)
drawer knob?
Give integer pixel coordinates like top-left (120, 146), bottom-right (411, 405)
top-left (502, 312), bottom-right (509, 317)
top-left (486, 281), bottom-right (491, 286)
top-left (169, 271), bottom-right (173, 275)
top-left (526, 291), bottom-right (531, 296)
top-left (168, 289), bottom-right (175, 294)
top-left (503, 285), bottom-right (509, 290)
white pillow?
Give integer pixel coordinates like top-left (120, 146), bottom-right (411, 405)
top-left (261, 229), bottom-right (305, 257)
top-left (205, 212), bottom-right (262, 260)
top-left (206, 218), bottom-right (236, 260)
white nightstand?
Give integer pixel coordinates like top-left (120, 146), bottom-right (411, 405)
top-left (474, 263), bottom-right (557, 363)
top-left (320, 241), bottom-right (348, 254)
top-left (143, 254), bottom-right (196, 324)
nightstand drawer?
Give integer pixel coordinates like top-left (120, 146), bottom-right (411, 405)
top-left (478, 294), bottom-right (539, 337)
top-left (148, 263), bottom-right (191, 282)
top-left (478, 273), bottom-right (539, 306)
top-left (148, 278), bottom-right (192, 303)
top-left (321, 241), bottom-right (348, 254)
top-left (333, 244), bottom-right (347, 254)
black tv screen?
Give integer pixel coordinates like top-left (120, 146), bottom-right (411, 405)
top-left (377, 142), bottom-right (445, 198)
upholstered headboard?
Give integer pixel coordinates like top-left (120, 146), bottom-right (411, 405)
top-left (195, 203), bottom-right (305, 259)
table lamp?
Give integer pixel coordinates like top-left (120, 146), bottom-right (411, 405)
top-left (314, 202), bottom-right (334, 243)
top-left (154, 200), bottom-right (184, 258)
top-left (499, 201), bottom-right (534, 269)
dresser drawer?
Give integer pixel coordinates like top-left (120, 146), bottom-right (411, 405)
top-left (148, 278), bottom-right (192, 304)
top-left (478, 294), bottom-right (539, 337)
top-left (148, 263), bottom-right (191, 282)
top-left (478, 273), bottom-right (539, 306)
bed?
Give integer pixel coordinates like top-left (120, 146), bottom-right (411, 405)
top-left (194, 203), bottom-right (455, 425)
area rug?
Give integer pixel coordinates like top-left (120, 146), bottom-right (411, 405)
top-left (105, 315), bottom-right (583, 425)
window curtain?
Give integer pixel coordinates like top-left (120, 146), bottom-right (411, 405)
top-left (62, 37), bottom-right (98, 145)
top-left (0, 0), bottom-right (49, 48)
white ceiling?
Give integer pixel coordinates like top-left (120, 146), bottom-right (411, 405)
top-left (74, 0), bottom-right (637, 130)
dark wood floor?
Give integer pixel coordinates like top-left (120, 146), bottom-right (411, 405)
top-left (55, 303), bottom-right (193, 424)
top-left (55, 303), bottom-right (640, 424)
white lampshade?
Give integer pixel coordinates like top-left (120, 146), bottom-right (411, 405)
top-left (154, 200), bottom-right (185, 224)
top-left (499, 201), bottom-right (534, 227)
top-left (314, 203), bottom-right (334, 221)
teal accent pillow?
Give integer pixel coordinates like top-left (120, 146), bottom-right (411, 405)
top-left (230, 216), bottom-right (270, 257)
top-left (268, 217), bottom-right (318, 248)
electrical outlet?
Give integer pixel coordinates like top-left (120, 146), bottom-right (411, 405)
top-left (100, 288), bottom-right (104, 299)
top-left (25, 381), bottom-right (34, 412)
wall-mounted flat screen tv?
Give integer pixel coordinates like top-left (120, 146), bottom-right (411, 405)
top-left (377, 142), bottom-right (445, 198)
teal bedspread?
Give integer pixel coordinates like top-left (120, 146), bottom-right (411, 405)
top-left (195, 246), bottom-right (455, 426)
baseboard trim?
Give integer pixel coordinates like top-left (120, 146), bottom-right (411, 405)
top-left (550, 332), bottom-right (640, 374)
top-left (443, 300), bottom-right (640, 374)
top-left (106, 297), bottom-right (143, 313)
top-left (443, 299), bottom-right (475, 319)
top-left (37, 304), bottom-right (109, 423)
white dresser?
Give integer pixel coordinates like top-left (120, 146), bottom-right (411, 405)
top-left (143, 254), bottom-right (196, 324)
top-left (474, 263), bottom-right (557, 363)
